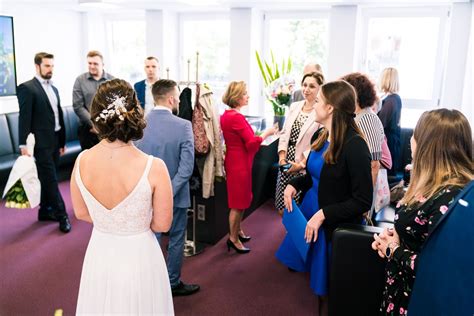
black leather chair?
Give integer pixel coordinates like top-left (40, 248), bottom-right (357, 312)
top-left (329, 224), bottom-right (386, 316)
top-left (60, 106), bottom-right (82, 167)
top-left (0, 106), bottom-right (81, 193)
top-left (0, 114), bottom-right (19, 187)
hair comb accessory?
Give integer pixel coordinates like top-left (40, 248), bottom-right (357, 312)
top-left (95, 94), bottom-right (127, 122)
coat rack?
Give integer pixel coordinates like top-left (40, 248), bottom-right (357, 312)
top-left (165, 51), bottom-right (200, 86)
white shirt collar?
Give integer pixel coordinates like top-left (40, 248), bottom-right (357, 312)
top-left (153, 105), bottom-right (172, 113)
top-left (35, 75), bottom-right (53, 85)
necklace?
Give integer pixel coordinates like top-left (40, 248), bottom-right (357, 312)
top-left (302, 102), bottom-right (314, 112)
top-left (99, 142), bottom-right (133, 159)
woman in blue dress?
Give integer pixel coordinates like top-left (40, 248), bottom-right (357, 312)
top-left (276, 80), bottom-right (373, 315)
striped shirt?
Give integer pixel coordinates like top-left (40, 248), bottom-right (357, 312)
top-left (355, 108), bottom-right (384, 161)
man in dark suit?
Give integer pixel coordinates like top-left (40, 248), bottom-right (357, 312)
top-left (17, 52), bottom-right (71, 233)
top-left (134, 56), bottom-right (160, 117)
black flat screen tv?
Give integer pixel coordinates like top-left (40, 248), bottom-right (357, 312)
top-left (0, 15), bottom-right (17, 97)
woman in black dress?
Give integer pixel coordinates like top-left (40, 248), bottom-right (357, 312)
top-left (378, 67), bottom-right (402, 175)
top-left (372, 109), bottom-right (473, 315)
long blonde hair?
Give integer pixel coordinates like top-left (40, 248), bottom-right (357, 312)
top-left (400, 109), bottom-right (473, 206)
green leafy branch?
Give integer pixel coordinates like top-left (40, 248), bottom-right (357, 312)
top-left (255, 50), bottom-right (292, 87)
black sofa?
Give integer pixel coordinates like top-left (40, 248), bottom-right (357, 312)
top-left (0, 106), bottom-right (81, 193)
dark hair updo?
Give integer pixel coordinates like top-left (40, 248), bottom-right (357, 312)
top-left (90, 79), bottom-right (146, 143)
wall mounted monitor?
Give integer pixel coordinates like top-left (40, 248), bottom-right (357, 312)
top-left (0, 15), bottom-right (17, 97)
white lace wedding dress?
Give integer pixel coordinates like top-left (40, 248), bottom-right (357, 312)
top-left (75, 153), bottom-right (174, 315)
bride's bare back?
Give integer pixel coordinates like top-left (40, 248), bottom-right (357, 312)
top-left (71, 141), bottom-right (173, 233)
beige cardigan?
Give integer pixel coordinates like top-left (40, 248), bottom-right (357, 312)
top-left (196, 85), bottom-right (224, 198)
top-left (278, 100), bottom-right (320, 162)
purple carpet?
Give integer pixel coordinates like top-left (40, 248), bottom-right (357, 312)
top-left (0, 182), bottom-right (318, 315)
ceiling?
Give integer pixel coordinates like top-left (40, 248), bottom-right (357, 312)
top-left (1, 0), bottom-right (469, 12)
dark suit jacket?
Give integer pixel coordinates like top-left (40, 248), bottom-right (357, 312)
top-left (17, 77), bottom-right (66, 149)
top-left (133, 79), bottom-right (146, 109)
top-left (290, 127), bottom-right (373, 239)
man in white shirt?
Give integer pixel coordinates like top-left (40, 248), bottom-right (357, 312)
top-left (17, 52), bottom-right (71, 233)
top-left (134, 56), bottom-right (160, 117)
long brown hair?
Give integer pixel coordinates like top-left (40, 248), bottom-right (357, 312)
top-left (311, 80), bottom-right (364, 164)
top-left (400, 109), bottom-right (473, 206)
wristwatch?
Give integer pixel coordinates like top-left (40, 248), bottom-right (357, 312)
top-left (385, 242), bottom-right (400, 260)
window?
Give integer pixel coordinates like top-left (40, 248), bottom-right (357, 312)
top-left (263, 12), bottom-right (329, 117)
top-left (107, 20), bottom-right (146, 84)
top-left (179, 14), bottom-right (230, 112)
top-left (360, 7), bottom-right (449, 127)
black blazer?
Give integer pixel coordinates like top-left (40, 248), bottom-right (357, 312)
top-left (290, 127), bottom-right (373, 239)
top-left (17, 77), bottom-right (66, 149)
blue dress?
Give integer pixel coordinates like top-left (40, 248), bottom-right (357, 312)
top-left (276, 142), bottom-right (330, 296)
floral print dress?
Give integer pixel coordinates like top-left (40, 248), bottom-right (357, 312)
top-left (381, 185), bottom-right (463, 315)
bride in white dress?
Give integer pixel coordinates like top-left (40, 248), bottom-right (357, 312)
top-left (70, 79), bottom-right (174, 315)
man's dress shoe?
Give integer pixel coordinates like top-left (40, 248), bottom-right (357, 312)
top-left (58, 216), bottom-right (71, 233)
top-left (171, 281), bottom-right (200, 296)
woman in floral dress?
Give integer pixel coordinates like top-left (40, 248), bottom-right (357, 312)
top-left (372, 109), bottom-right (473, 315)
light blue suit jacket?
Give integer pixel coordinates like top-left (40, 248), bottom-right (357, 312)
top-left (135, 109), bottom-right (194, 208)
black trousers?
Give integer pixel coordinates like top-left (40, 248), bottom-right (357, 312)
top-left (34, 132), bottom-right (67, 218)
top-left (78, 124), bottom-right (99, 150)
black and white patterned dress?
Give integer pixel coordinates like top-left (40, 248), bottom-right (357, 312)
top-left (275, 111), bottom-right (310, 211)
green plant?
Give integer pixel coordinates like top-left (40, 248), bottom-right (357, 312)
top-left (255, 51), bottom-right (294, 116)
top-left (255, 50), bottom-right (292, 86)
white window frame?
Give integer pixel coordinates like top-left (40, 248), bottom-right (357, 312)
top-left (358, 6), bottom-right (450, 110)
top-left (104, 12), bottom-right (146, 83)
top-left (261, 10), bottom-right (330, 117)
top-left (262, 10), bottom-right (330, 74)
top-left (178, 12), bottom-right (230, 83)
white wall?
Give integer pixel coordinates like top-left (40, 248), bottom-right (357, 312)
top-left (145, 9), bottom-right (179, 79)
top-left (0, 5), bottom-right (83, 113)
top-left (229, 8), bottom-right (263, 116)
top-left (440, 2), bottom-right (472, 110)
top-left (461, 2), bottom-right (473, 128)
top-left (327, 5), bottom-right (358, 80)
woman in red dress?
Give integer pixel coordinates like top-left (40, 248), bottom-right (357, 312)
top-left (221, 81), bottom-right (278, 253)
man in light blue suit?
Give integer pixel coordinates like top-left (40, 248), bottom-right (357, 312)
top-left (135, 79), bottom-right (200, 296)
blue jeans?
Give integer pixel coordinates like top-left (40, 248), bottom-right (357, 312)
top-left (155, 207), bottom-right (187, 288)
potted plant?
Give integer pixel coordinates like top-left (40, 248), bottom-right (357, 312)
top-left (255, 51), bottom-right (294, 129)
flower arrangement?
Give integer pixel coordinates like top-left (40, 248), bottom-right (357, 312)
top-left (4, 179), bottom-right (30, 209)
top-left (256, 51), bottom-right (294, 116)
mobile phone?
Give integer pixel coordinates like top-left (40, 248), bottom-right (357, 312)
top-left (279, 163), bottom-right (292, 172)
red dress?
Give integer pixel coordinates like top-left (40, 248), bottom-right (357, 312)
top-left (220, 109), bottom-right (263, 210)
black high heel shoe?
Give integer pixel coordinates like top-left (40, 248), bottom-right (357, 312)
top-left (226, 239), bottom-right (250, 254)
top-left (238, 234), bottom-right (251, 243)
